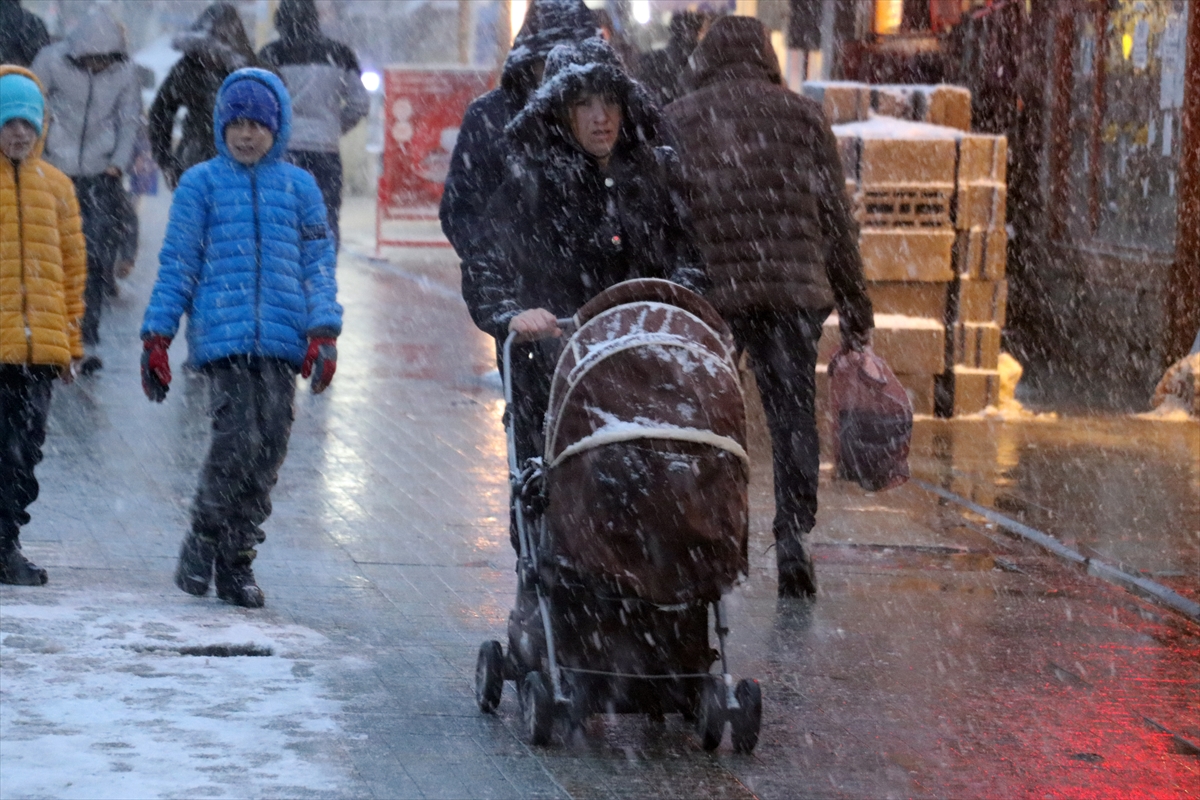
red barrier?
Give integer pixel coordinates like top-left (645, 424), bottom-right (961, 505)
top-left (377, 67), bottom-right (494, 251)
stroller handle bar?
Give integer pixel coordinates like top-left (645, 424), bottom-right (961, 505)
top-left (501, 318), bottom-right (574, 704)
top-left (502, 318), bottom-right (575, 477)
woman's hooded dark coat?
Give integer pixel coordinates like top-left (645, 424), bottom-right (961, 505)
top-left (148, 2), bottom-right (257, 188)
top-left (461, 37), bottom-right (706, 340)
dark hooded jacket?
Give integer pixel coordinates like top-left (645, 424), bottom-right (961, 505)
top-left (461, 38), bottom-right (706, 340)
top-left (0, 0), bottom-right (50, 67)
top-left (149, 2), bottom-right (258, 188)
top-left (438, 0), bottom-right (597, 261)
top-left (662, 16), bottom-right (872, 343)
top-left (635, 11), bottom-right (706, 108)
top-left (257, 0), bottom-right (369, 153)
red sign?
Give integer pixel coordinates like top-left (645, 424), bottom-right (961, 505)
top-left (377, 67), bottom-right (493, 249)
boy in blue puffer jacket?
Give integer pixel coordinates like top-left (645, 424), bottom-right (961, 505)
top-left (140, 68), bottom-right (342, 608)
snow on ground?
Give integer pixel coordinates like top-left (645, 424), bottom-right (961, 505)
top-left (1, 591), bottom-right (352, 799)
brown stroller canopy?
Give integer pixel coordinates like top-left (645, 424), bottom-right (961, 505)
top-left (545, 279), bottom-right (746, 468)
top-left (541, 279), bottom-right (750, 604)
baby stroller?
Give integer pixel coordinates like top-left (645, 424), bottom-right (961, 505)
top-left (474, 278), bottom-right (762, 752)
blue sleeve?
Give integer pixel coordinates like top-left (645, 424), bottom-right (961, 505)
top-left (141, 168), bottom-right (208, 339)
top-left (297, 173), bottom-right (342, 336)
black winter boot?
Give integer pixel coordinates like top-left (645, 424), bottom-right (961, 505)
top-left (215, 549), bottom-right (265, 608)
top-left (0, 542), bottom-right (48, 586)
top-left (776, 535), bottom-right (817, 599)
top-left (174, 532), bottom-right (217, 596)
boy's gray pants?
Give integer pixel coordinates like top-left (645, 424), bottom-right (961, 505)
top-left (191, 357), bottom-right (296, 558)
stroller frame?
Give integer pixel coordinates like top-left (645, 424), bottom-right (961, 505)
top-left (474, 323), bottom-right (762, 752)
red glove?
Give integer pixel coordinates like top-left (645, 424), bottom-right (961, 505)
top-left (141, 335), bottom-right (172, 402)
top-left (301, 336), bottom-right (337, 393)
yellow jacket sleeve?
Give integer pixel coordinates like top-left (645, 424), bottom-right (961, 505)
top-left (54, 173), bottom-right (87, 360)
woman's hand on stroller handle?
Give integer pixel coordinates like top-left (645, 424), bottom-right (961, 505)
top-left (509, 308), bottom-right (564, 343)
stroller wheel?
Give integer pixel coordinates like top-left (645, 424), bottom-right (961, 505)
top-left (697, 677), bottom-right (725, 751)
top-left (475, 640), bottom-right (505, 714)
top-left (731, 679), bottom-right (762, 754)
top-left (520, 671), bottom-right (554, 746)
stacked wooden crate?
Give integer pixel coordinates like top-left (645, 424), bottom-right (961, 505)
top-left (944, 132), bottom-right (1008, 415)
top-left (801, 82), bottom-right (1010, 416)
top-left (869, 84), bottom-right (973, 131)
top-left (824, 116), bottom-right (960, 415)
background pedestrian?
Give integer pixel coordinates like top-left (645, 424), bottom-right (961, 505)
top-left (0, 67), bottom-right (87, 586)
top-left (461, 36), bottom-right (705, 670)
top-left (663, 16), bottom-right (874, 599)
top-left (31, 5), bottom-right (142, 373)
top-left (140, 68), bottom-right (341, 609)
top-left (464, 35), bottom-right (705, 488)
top-left (258, 0), bottom-right (369, 248)
top-left (0, 0), bottom-right (50, 68)
top-left (635, 11), bottom-right (710, 107)
top-left (439, 0), bottom-right (597, 264)
top-left (149, 1), bottom-right (258, 190)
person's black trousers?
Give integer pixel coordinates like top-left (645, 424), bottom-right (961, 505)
top-left (0, 366), bottom-right (56, 546)
top-left (288, 151), bottom-right (343, 248)
top-left (72, 174), bottom-right (127, 344)
top-left (502, 338), bottom-right (562, 552)
top-left (191, 358), bottom-right (296, 560)
top-left (728, 309), bottom-right (829, 542)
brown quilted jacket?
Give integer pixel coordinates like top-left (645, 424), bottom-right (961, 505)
top-left (663, 17), bottom-right (872, 341)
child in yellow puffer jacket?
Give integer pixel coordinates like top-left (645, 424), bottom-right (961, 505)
top-left (0, 66), bottom-right (87, 585)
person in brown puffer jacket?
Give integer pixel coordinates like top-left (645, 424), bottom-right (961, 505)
top-left (663, 16), bottom-right (874, 600)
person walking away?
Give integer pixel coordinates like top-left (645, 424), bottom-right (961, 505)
top-left (0, 67), bottom-right (87, 585)
top-left (461, 37), bottom-right (705, 669)
top-left (258, 0), bottom-right (368, 248)
top-left (439, 0), bottom-right (597, 264)
top-left (113, 112), bottom-right (156, 287)
top-left (0, 0), bottom-right (50, 67)
top-left (149, 2), bottom-right (258, 191)
top-left (140, 68), bottom-right (341, 608)
top-left (663, 16), bottom-right (874, 599)
top-left (31, 5), bottom-right (142, 373)
top-left (636, 11), bottom-right (709, 108)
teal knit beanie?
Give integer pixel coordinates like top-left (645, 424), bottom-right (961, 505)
top-left (0, 74), bottom-right (45, 136)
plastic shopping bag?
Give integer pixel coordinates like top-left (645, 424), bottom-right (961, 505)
top-left (828, 346), bottom-right (912, 491)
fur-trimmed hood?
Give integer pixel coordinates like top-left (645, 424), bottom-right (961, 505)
top-left (507, 37), bottom-right (660, 159)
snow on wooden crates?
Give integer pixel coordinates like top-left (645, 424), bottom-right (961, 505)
top-left (868, 84), bottom-right (973, 131)
top-left (801, 80), bottom-right (871, 125)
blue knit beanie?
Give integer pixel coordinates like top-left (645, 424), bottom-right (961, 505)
top-left (0, 74), bottom-right (45, 136)
top-left (218, 77), bottom-right (280, 135)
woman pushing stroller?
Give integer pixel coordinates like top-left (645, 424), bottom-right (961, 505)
top-left (461, 35), bottom-right (706, 514)
top-left (459, 38), bottom-right (762, 750)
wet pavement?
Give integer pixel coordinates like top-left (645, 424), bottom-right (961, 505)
top-left (1, 195), bottom-right (1197, 799)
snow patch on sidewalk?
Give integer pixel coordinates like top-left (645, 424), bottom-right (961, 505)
top-left (1, 591), bottom-right (349, 799)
